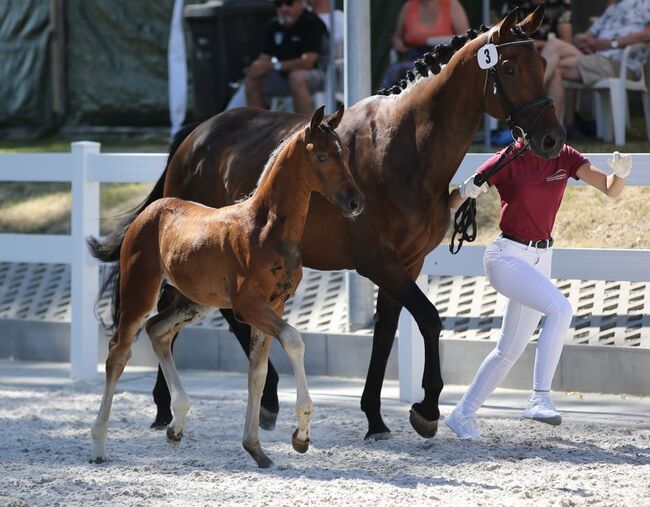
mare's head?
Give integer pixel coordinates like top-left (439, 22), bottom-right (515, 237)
top-left (482, 6), bottom-right (566, 158)
top-left (302, 105), bottom-right (365, 218)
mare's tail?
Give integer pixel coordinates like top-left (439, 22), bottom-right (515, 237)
top-left (87, 122), bottom-right (200, 328)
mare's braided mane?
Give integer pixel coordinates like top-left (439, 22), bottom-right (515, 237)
top-left (376, 24), bottom-right (531, 97)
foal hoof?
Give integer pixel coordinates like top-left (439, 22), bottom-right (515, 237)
top-left (291, 429), bottom-right (310, 454)
top-left (409, 407), bottom-right (438, 439)
top-left (255, 454), bottom-right (275, 469)
top-left (166, 426), bottom-right (183, 442)
top-left (260, 406), bottom-right (278, 431)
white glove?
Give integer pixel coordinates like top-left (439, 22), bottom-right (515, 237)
top-left (608, 151), bottom-right (632, 178)
top-left (459, 174), bottom-right (489, 199)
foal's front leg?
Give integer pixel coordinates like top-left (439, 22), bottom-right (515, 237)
top-left (242, 328), bottom-right (274, 468)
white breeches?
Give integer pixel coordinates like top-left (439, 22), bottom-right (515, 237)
top-left (458, 236), bottom-right (573, 416)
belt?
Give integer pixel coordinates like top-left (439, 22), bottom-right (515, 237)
top-left (501, 233), bottom-right (554, 249)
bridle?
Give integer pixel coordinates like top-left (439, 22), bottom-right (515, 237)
top-left (449, 30), bottom-right (556, 255)
top-left (483, 31), bottom-right (554, 142)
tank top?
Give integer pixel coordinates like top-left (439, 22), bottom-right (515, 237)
top-left (402, 0), bottom-right (454, 48)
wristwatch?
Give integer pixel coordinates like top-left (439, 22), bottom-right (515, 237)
top-left (611, 38), bottom-right (619, 49)
top-left (271, 56), bottom-right (282, 72)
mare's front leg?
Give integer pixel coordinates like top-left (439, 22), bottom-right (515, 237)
top-left (360, 252), bottom-right (442, 438)
top-left (360, 288), bottom-right (402, 440)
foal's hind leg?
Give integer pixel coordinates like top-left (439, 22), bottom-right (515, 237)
top-left (146, 291), bottom-right (211, 442)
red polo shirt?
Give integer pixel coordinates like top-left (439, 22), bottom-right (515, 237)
top-left (477, 142), bottom-right (589, 241)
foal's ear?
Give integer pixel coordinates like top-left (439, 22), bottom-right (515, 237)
top-left (517, 4), bottom-right (545, 36)
top-left (497, 7), bottom-right (519, 39)
top-left (309, 105), bottom-right (326, 133)
top-left (326, 105), bottom-right (345, 130)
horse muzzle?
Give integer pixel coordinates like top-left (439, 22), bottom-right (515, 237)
top-left (529, 124), bottom-right (566, 160)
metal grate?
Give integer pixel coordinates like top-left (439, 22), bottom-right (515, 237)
top-left (0, 262), bottom-right (648, 347)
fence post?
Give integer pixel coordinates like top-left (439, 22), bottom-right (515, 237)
top-left (398, 274), bottom-right (427, 402)
top-left (70, 141), bottom-right (100, 380)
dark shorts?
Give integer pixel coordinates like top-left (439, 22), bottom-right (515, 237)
top-left (261, 69), bottom-right (325, 96)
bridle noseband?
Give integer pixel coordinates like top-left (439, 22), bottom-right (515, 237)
top-left (483, 32), bottom-right (554, 142)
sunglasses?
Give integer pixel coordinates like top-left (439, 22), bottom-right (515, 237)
top-left (273, 0), bottom-right (295, 7)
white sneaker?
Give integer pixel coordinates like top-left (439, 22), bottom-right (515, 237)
top-left (522, 393), bottom-right (562, 426)
top-left (446, 408), bottom-right (480, 440)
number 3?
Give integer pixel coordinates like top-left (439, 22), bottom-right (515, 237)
top-left (484, 48), bottom-right (491, 64)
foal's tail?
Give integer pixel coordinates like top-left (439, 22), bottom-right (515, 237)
top-left (87, 122), bottom-right (200, 328)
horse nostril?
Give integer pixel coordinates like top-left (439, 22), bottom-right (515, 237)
top-left (543, 134), bottom-right (557, 152)
top-left (349, 200), bottom-right (359, 212)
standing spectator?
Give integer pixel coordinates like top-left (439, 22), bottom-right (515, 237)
top-left (232, 0), bottom-right (327, 114)
top-left (381, 0), bottom-right (469, 88)
top-left (559, 0), bottom-right (650, 137)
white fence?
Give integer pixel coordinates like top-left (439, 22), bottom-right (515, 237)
top-left (0, 144), bottom-right (649, 388)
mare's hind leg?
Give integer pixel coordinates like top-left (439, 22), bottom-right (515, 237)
top-left (145, 290), bottom-right (211, 442)
top-left (242, 328), bottom-right (274, 468)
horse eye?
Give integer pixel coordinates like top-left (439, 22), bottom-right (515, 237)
top-left (317, 154), bottom-right (327, 162)
top-left (504, 66), bottom-right (515, 76)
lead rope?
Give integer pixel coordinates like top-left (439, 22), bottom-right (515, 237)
top-left (449, 141), bottom-right (530, 254)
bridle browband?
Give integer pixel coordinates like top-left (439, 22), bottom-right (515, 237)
top-left (483, 32), bottom-right (554, 142)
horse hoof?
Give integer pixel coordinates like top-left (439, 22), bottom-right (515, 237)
top-left (150, 413), bottom-right (172, 430)
top-left (166, 426), bottom-right (183, 442)
top-left (89, 456), bottom-right (106, 464)
top-left (364, 430), bottom-right (392, 441)
top-left (291, 429), bottom-right (310, 454)
top-left (260, 406), bottom-right (278, 431)
top-left (409, 408), bottom-right (438, 438)
top-left (255, 454), bottom-right (275, 469)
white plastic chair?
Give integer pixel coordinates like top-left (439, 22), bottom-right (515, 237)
top-left (564, 43), bottom-right (650, 145)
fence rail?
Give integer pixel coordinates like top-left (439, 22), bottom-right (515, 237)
top-left (0, 144), bottom-right (648, 388)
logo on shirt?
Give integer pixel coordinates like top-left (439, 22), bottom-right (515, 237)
top-left (274, 32), bottom-right (284, 45)
top-left (546, 169), bottom-right (567, 182)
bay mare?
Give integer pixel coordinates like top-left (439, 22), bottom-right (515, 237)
top-left (88, 107), bottom-right (364, 467)
top-left (92, 6), bottom-right (566, 441)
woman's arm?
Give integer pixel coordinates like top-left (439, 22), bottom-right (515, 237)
top-left (449, 175), bottom-right (489, 209)
top-left (450, 0), bottom-right (470, 35)
top-left (575, 153), bottom-right (632, 197)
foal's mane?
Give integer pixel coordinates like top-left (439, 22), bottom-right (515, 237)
top-left (375, 24), bottom-right (531, 98)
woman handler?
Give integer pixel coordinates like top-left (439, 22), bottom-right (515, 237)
top-left (445, 143), bottom-right (632, 440)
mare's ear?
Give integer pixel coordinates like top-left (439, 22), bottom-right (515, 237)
top-left (517, 4), bottom-right (545, 36)
top-left (327, 105), bottom-right (345, 130)
top-left (497, 7), bottom-right (519, 39)
top-left (309, 105), bottom-right (326, 132)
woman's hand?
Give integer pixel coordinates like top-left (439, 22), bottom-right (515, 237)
top-left (460, 175), bottom-right (489, 199)
top-left (608, 151), bottom-right (633, 179)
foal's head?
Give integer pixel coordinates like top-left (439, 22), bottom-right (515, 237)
top-left (482, 6), bottom-right (566, 158)
top-left (302, 105), bottom-right (365, 218)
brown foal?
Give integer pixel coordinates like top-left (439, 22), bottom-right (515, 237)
top-left (89, 106), bottom-right (364, 468)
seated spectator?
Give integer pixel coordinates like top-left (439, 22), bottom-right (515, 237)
top-left (381, 0), bottom-right (469, 88)
top-left (228, 0), bottom-right (327, 114)
top-left (502, 1), bottom-right (574, 125)
top-left (307, 0), bottom-right (344, 58)
top-left (559, 0), bottom-right (650, 138)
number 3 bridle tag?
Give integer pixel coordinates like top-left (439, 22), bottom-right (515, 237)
top-left (478, 44), bottom-right (498, 70)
